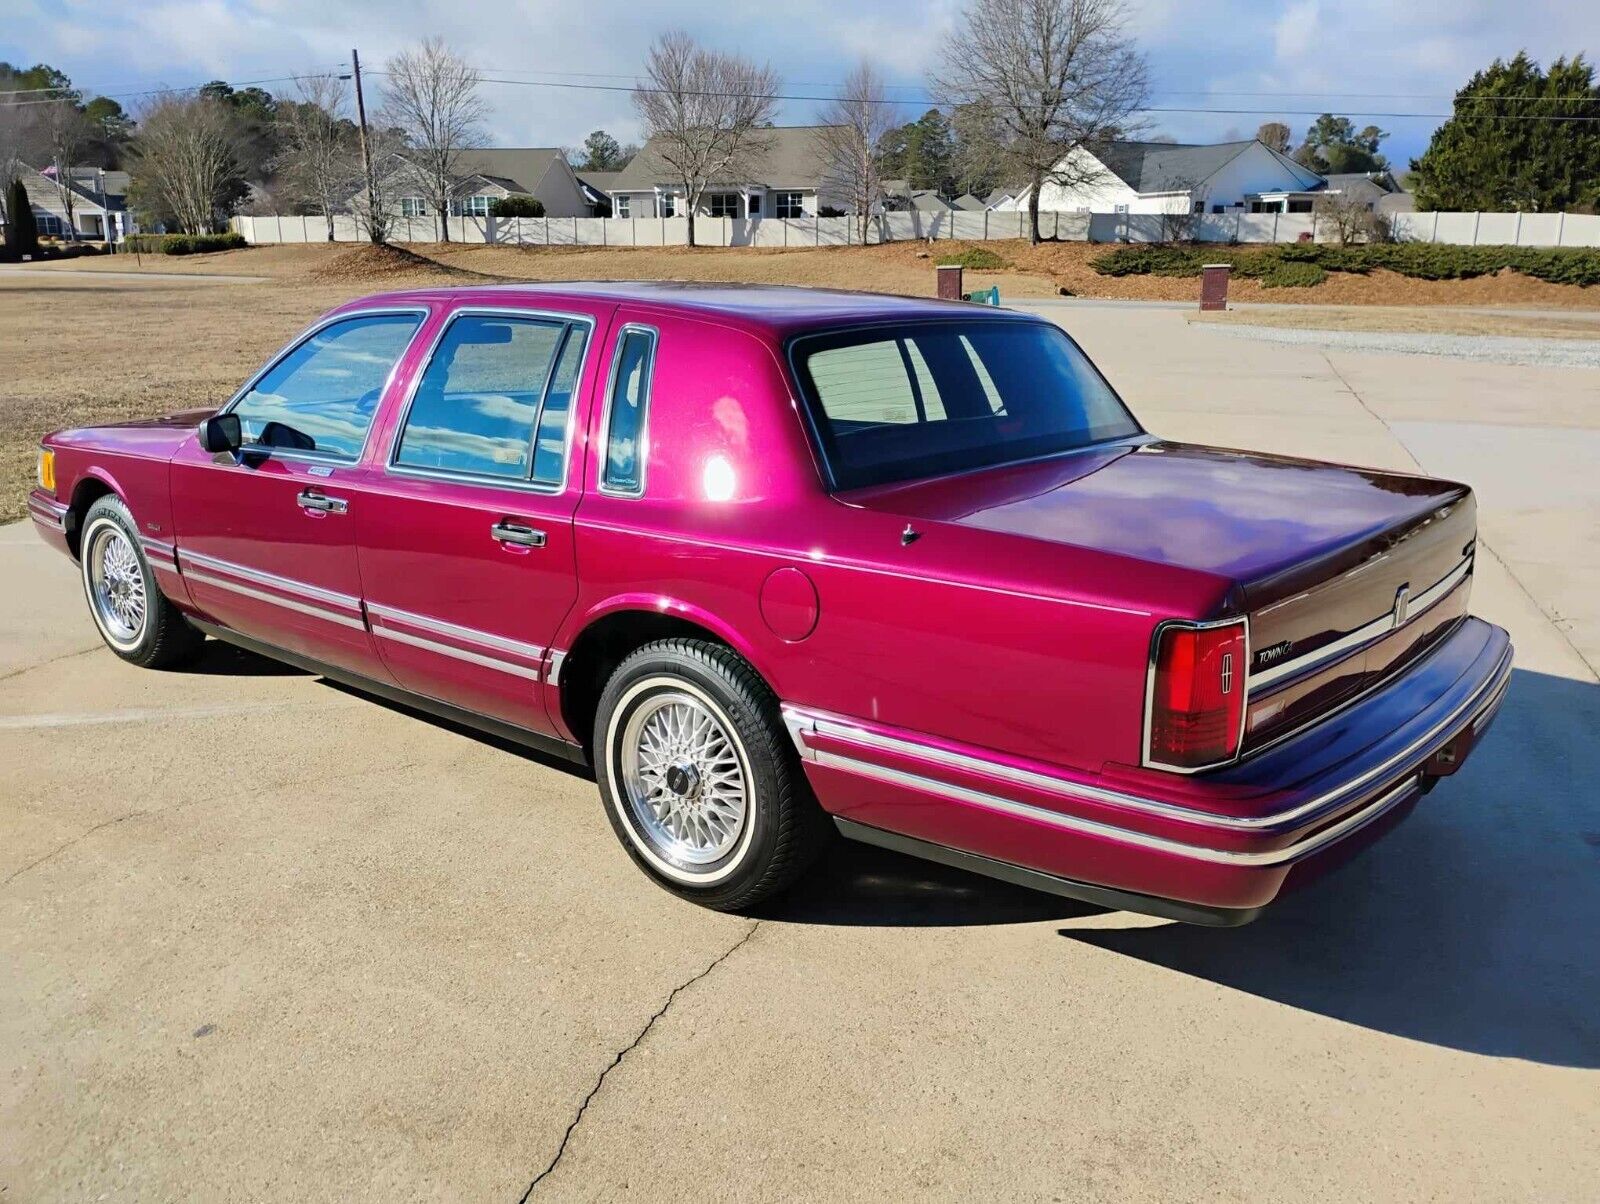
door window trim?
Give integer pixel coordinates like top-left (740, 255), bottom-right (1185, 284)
top-left (383, 305), bottom-right (599, 495)
top-left (219, 306), bottom-right (430, 467)
top-left (596, 323), bottom-right (659, 498)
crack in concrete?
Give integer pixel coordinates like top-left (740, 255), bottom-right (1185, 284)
top-left (2, 810), bottom-right (147, 887)
top-left (0, 645), bottom-right (99, 685)
top-left (1321, 351), bottom-right (1599, 684)
top-left (515, 922), bottom-right (761, 1201)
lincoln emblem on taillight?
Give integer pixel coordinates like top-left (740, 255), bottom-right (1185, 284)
top-left (1220, 652), bottom-right (1234, 694)
top-left (1393, 584), bottom-right (1411, 630)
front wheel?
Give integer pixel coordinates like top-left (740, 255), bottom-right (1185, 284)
top-left (595, 639), bottom-right (826, 911)
top-left (79, 495), bottom-right (204, 669)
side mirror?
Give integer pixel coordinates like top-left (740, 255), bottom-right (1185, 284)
top-left (198, 412), bottom-right (242, 454)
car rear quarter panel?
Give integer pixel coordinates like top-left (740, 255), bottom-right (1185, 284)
top-left (566, 314), bottom-right (1227, 774)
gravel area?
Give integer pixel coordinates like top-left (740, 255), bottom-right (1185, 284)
top-left (1192, 321), bottom-right (1600, 370)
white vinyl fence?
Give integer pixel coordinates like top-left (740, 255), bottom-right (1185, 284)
top-left (233, 208), bottom-right (1600, 249)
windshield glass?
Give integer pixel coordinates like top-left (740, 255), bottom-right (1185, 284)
top-left (792, 320), bottom-right (1141, 490)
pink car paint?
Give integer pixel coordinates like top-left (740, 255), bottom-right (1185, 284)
top-left (30, 283), bottom-right (1512, 925)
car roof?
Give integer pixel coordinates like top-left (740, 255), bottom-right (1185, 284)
top-left (345, 281), bottom-right (1037, 339)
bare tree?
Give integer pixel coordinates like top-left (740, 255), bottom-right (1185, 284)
top-left (632, 31), bottom-right (779, 247)
top-left (350, 123), bottom-right (407, 245)
top-left (936, 0), bottom-right (1148, 245)
top-left (276, 74), bottom-right (359, 241)
top-left (43, 100), bottom-right (91, 238)
top-left (1256, 121), bottom-right (1292, 155)
top-left (381, 39), bottom-right (485, 243)
top-left (815, 61), bottom-right (897, 243)
top-left (129, 93), bottom-right (243, 234)
top-left (1312, 190), bottom-right (1390, 245)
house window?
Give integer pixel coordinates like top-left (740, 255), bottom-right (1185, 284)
top-left (400, 197), bottom-right (428, 218)
top-left (35, 212), bottom-right (66, 237)
top-left (1192, 201), bottom-right (1204, 214)
top-left (748, 193), bottom-right (762, 217)
top-left (774, 191), bottom-right (804, 219)
top-left (614, 195), bottom-right (630, 218)
top-left (451, 194), bottom-right (492, 217)
top-left (708, 192), bottom-right (738, 218)
top-left (658, 194), bottom-right (676, 218)
top-left (1212, 205), bottom-right (1225, 214)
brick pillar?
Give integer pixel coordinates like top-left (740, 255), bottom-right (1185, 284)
top-left (936, 264), bottom-right (964, 300)
top-left (1199, 263), bottom-right (1231, 311)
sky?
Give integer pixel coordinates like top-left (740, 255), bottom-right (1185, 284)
top-left (4, 0), bottom-right (1593, 169)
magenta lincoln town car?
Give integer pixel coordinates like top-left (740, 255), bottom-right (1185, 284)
top-left (29, 283), bottom-right (1512, 925)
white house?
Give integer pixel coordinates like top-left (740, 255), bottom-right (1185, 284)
top-left (1002, 139), bottom-right (1327, 216)
top-left (606, 126), bottom-right (849, 220)
top-left (11, 164), bottom-right (134, 240)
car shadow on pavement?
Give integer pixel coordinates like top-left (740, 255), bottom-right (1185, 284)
top-left (175, 641), bottom-right (308, 676)
top-left (769, 838), bottom-right (1101, 927)
top-left (1058, 669), bottom-right (1600, 1068)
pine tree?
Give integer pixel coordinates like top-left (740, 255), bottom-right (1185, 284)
top-left (1411, 52), bottom-right (1600, 212)
top-left (5, 178), bottom-right (38, 260)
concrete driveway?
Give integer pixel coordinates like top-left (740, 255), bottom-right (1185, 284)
top-left (2, 308), bottom-right (1596, 1201)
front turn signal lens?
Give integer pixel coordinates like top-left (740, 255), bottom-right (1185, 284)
top-left (1146, 620), bottom-right (1248, 771)
top-left (37, 448), bottom-right (55, 493)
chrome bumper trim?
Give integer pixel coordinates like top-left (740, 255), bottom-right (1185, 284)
top-left (181, 569), bottom-right (368, 631)
top-left (140, 536), bottom-right (178, 569)
top-left (27, 496), bottom-right (68, 530)
top-left (784, 639), bottom-right (1512, 855)
top-left (1250, 555), bottom-right (1473, 690)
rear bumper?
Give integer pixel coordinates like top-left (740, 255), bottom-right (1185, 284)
top-left (27, 490), bottom-right (71, 556)
top-left (786, 616), bottom-right (1512, 922)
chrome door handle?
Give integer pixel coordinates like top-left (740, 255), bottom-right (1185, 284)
top-left (297, 489), bottom-right (348, 514)
top-left (490, 520), bottom-right (546, 548)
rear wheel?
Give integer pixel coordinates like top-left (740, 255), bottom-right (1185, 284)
top-left (595, 639), bottom-right (826, 911)
top-left (79, 496), bottom-right (204, 669)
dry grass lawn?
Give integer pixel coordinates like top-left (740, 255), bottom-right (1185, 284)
top-left (4, 237), bottom-right (1599, 522)
top-left (1191, 307), bottom-right (1600, 339)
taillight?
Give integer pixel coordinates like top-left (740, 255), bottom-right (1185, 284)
top-left (1145, 620), bottom-right (1247, 771)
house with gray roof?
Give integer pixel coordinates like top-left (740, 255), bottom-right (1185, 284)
top-left (605, 125), bottom-right (847, 220)
top-left (1002, 139), bottom-right (1325, 216)
top-left (381, 148), bottom-right (601, 221)
top-left (12, 164), bottom-right (135, 241)
top-left (1323, 171), bottom-right (1414, 215)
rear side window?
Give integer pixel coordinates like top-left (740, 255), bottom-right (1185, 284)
top-left (601, 327), bottom-right (657, 494)
top-left (394, 314), bottom-right (588, 484)
top-left (232, 313), bottom-right (422, 459)
top-left (794, 320), bottom-right (1140, 490)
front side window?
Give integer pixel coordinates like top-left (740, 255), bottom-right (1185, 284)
top-left (748, 192), bottom-right (762, 216)
top-left (232, 313), bottom-right (422, 460)
top-left (400, 197), bottom-right (428, 217)
top-left (602, 327), bottom-right (657, 494)
top-left (708, 193), bottom-right (738, 218)
top-left (614, 194), bottom-right (630, 218)
top-left (793, 321), bottom-right (1140, 490)
top-left (450, 194), bottom-right (492, 217)
top-left (659, 194), bottom-right (677, 218)
top-left (394, 314), bottom-right (588, 485)
top-left (775, 191), bottom-right (804, 219)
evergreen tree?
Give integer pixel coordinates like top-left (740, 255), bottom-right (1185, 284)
top-left (1293, 114), bottom-right (1388, 173)
top-left (878, 109), bottom-right (956, 193)
top-left (1411, 52), bottom-right (1600, 212)
top-left (5, 177), bottom-right (38, 259)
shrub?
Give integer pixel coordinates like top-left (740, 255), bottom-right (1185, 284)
top-left (490, 195), bottom-right (545, 218)
top-left (1260, 260), bottom-right (1328, 288)
top-left (1090, 242), bottom-right (1600, 288)
top-left (124, 232), bottom-right (248, 255)
top-left (941, 244), bottom-right (1008, 271)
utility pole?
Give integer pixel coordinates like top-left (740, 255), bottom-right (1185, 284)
top-left (350, 48), bottom-right (380, 243)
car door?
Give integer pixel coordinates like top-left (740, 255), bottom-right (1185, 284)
top-left (354, 303), bottom-right (612, 736)
top-left (168, 307), bottom-right (428, 680)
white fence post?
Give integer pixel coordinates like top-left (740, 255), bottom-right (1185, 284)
top-left (1472, 211), bottom-right (1481, 246)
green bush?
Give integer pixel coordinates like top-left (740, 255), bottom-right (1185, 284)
top-left (124, 232), bottom-right (248, 255)
top-left (941, 245), bottom-right (1009, 271)
top-left (1259, 260), bottom-right (1328, 288)
top-left (1090, 242), bottom-right (1600, 288)
top-left (490, 195), bottom-right (545, 218)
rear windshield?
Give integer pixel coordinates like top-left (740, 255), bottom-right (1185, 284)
top-left (792, 320), bottom-right (1140, 489)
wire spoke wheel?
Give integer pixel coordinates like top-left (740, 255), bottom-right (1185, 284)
top-left (87, 524), bottom-right (147, 645)
top-left (620, 689), bottom-right (750, 872)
